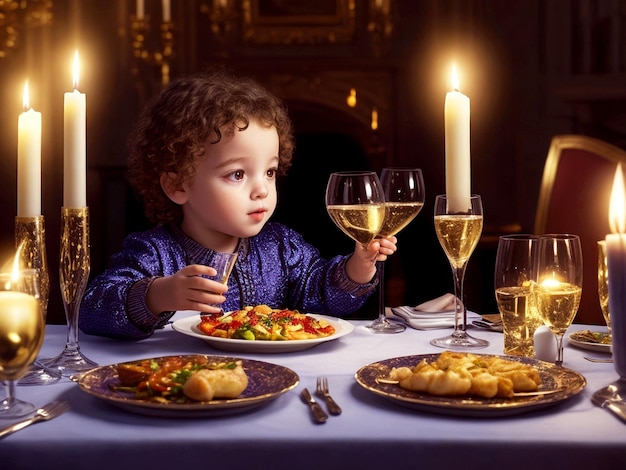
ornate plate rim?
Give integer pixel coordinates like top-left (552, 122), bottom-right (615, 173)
top-left (568, 330), bottom-right (611, 354)
top-left (171, 313), bottom-right (354, 353)
top-left (77, 354), bottom-right (299, 417)
top-left (355, 353), bottom-right (586, 417)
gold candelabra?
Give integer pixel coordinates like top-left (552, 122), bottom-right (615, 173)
top-left (200, 0), bottom-right (237, 47)
top-left (367, 0), bottom-right (392, 57)
top-left (0, 0), bottom-right (53, 59)
top-left (131, 14), bottom-right (174, 85)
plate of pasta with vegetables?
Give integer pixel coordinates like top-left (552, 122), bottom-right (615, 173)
top-left (171, 305), bottom-right (355, 353)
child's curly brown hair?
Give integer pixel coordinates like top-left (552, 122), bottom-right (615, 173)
top-left (127, 70), bottom-right (295, 225)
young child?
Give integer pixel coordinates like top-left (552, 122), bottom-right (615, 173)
top-left (79, 70), bottom-right (397, 340)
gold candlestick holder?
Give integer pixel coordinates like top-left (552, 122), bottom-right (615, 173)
top-left (14, 215), bottom-right (61, 385)
top-left (44, 207), bottom-right (97, 374)
top-left (15, 216), bottom-right (49, 316)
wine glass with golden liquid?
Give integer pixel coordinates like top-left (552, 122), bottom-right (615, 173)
top-left (367, 168), bottom-right (425, 333)
top-left (494, 234), bottom-right (544, 357)
top-left (326, 171), bottom-right (385, 310)
top-left (326, 171), bottom-right (385, 248)
top-left (430, 194), bottom-right (489, 349)
top-left (597, 240), bottom-right (611, 336)
top-left (535, 234), bottom-right (583, 366)
top-left (0, 269), bottom-right (45, 418)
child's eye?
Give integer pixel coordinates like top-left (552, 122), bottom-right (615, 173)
top-left (266, 168), bottom-right (277, 178)
top-left (227, 170), bottom-right (245, 181)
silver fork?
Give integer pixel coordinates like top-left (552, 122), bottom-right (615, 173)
top-left (316, 377), bottom-right (342, 415)
top-left (584, 356), bottom-right (614, 363)
top-left (0, 400), bottom-right (70, 440)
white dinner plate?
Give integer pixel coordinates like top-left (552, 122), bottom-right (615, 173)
top-left (568, 330), bottom-right (611, 354)
top-left (77, 355), bottom-right (299, 418)
top-left (172, 313), bottom-right (355, 353)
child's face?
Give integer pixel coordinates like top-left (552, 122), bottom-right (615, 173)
top-left (176, 119), bottom-right (280, 249)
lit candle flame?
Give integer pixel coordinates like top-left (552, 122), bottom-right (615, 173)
top-left (22, 81), bottom-right (30, 111)
top-left (609, 164), bottom-right (626, 234)
top-left (73, 50), bottom-right (80, 90)
top-left (451, 64), bottom-right (460, 92)
top-left (540, 278), bottom-right (561, 288)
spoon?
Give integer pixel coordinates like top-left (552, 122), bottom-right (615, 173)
top-left (591, 384), bottom-right (626, 423)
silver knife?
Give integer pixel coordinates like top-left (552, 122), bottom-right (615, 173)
top-left (591, 386), bottom-right (626, 424)
top-left (301, 388), bottom-right (328, 424)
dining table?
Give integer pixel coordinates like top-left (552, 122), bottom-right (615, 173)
top-left (1, 313), bottom-right (624, 470)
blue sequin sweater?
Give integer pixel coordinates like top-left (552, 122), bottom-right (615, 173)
top-left (79, 222), bottom-right (377, 339)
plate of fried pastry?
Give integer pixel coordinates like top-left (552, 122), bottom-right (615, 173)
top-left (355, 351), bottom-right (586, 417)
top-left (77, 354), bottom-right (299, 417)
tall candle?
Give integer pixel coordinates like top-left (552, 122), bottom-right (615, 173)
top-left (63, 51), bottom-right (87, 208)
top-left (162, 0), bottom-right (171, 22)
top-left (605, 163), bottom-right (626, 379)
top-left (136, 0), bottom-right (145, 18)
top-left (17, 82), bottom-right (42, 217)
top-left (444, 64), bottom-right (471, 213)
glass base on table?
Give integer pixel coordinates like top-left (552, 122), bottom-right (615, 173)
top-left (17, 360), bottom-right (62, 386)
top-left (366, 317), bottom-right (406, 334)
top-left (0, 396), bottom-right (36, 419)
top-left (430, 330), bottom-right (489, 349)
top-left (44, 346), bottom-right (98, 376)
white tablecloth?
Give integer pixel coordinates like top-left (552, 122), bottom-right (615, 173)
top-left (1, 321), bottom-right (623, 470)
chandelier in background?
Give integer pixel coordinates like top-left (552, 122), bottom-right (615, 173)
top-left (0, 0), bottom-right (53, 59)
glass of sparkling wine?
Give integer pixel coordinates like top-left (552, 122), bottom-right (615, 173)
top-left (367, 168), bottom-right (425, 333)
top-left (0, 269), bottom-right (45, 418)
top-left (597, 240), bottom-right (611, 335)
top-left (494, 234), bottom-right (543, 357)
top-left (326, 171), bottom-right (385, 294)
top-left (430, 194), bottom-right (489, 349)
top-left (535, 234), bottom-right (583, 366)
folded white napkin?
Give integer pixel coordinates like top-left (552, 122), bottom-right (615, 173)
top-left (388, 293), bottom-right (481, 330)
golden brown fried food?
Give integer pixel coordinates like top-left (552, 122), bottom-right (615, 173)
top-left (389, 351), bottom-right (541, 398)
top-left (182, 361), bottom-right (248, 401)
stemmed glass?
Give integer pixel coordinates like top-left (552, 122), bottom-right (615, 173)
top-left (325, 170), bottom-right (385, 299)
top-left (17, 276), bottom-right (60, 386)
top-left (326, 171), bottom-right (385, 247)
top-left (494, 234), bottom-right (543, 357)
top-left (44, 208), bottom-right (97, 374)
top-left (430, 194), bottom-right (489, 349)
top-left (535, 234), bottom-right (583, 366)
top-left (597, 241), bottom-right (611, 336)
top-left (0, 269), bottom-right (45, 418)
top-left (368, 168), bottom-right (425, 333)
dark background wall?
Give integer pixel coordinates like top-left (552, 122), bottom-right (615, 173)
top-left (0, 0), bottom-right (623, 324)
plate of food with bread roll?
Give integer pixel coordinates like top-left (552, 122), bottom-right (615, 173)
top-left (171, 305), bottom-right (354, 353)
top-left (355, 351), bottom-right (586, 417)
top-left (77, 354), bottom-right (299, 417)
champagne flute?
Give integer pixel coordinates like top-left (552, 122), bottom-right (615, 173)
top-left (494, 234), bottom-right (543, 357)
top-left (326, 171), bottom-right (386, 248)
top-left (430, 194), bottom-right (489, 349)
top-left (597, 241), bottom-right (611, 335)
top-left (535, 234), bottom-right (583, 366)
top-left (368, 168), bottom-right (425, 333)
top-left (0, 269), bottom-right (45, 418)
